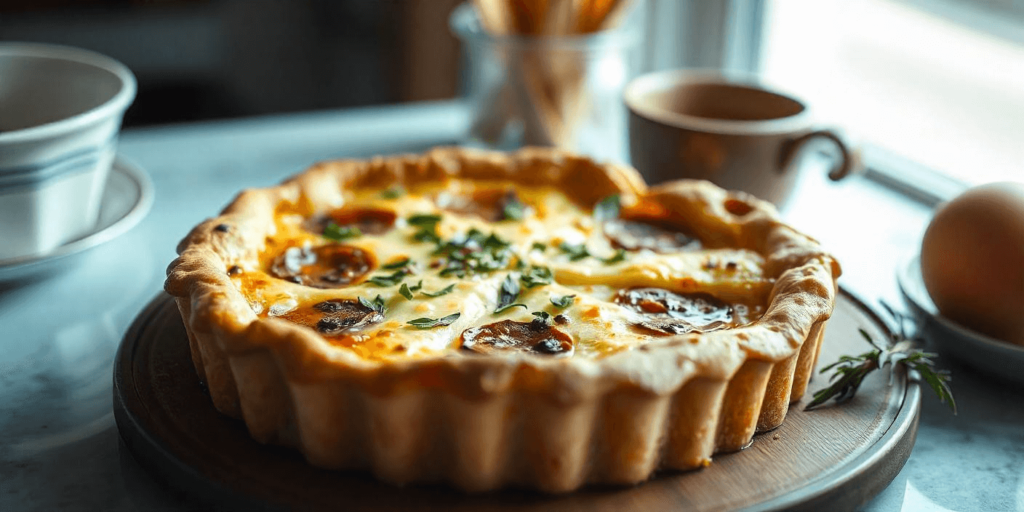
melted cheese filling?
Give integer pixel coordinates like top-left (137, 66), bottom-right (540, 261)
top-left (231, 180), bottom-right (772, 361)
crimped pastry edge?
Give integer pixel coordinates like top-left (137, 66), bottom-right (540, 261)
top-left (165, 146), bottom-right (840, 492)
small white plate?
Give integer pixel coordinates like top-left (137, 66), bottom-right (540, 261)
top-left (898, 255), bottom-right (1024, 385)
top-left (0, 156), bottom-right (153, 281)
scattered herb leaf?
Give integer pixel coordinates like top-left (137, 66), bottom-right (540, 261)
top-left (407, 312), bottom-right (461, 329)
top-left (382, 257), bottom-right (411, 270)
top-left (413, 230), bottom-right (442, 244)
top-left (422, 283), bottom-right (456, 297)
top-left (603, 249), bottom-right (627, 264)
top-left (594, 194), bottom-right (621, 222)
top-left (435, 230), bottom-right (515, 278)
top-left (495, 274), bottom-right (523, 314)
top-left (323, 222), bottom-right (361, 241)
top-left (531, 311), bottom-right (551, 325)
top-left (495, 303), bottom-right (528, 314)
top-left (408, 214), bottom-right (442, 228)
top-left (520, 266), bottom-right (553, 288)
top-left (368, 269), bottom-right (407, 287)
top-left (358, 295), bottom-right (387, 316)
top-left (399, 283), bottom-right (415, 300)
top-left (409, 214), bottom-right (443, 245)
top-left (550, 295), bottom-right (575, 308)
top-left (559, 242), bottom-right (590, 261)
top-left (380, 186), bottom-right (405, 199)
top-left (531, 242), bottom-right (547, 252)
top-left (501, 194), bottom-right (527, 221)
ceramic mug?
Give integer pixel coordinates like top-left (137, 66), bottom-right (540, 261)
top-left (624, 70), bottom-right (857, 206)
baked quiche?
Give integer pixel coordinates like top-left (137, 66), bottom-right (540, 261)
top-left (165, 147), bottom-right (840, 493)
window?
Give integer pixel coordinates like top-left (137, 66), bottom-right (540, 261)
top-left (761, 0), bottom-right (1024, 188)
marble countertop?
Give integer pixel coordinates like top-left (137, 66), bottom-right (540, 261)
top-left (1, 101), bottom-right (1021, 511)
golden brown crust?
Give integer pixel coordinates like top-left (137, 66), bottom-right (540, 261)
top-left (164, 146), bottom-right (840, 492)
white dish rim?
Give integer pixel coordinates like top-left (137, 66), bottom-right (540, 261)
top-left (0, 155), bottom-right (153, 274)
top-left (897, 254), bottom-right (1024, 356)
top-left (0, 42), bottom-right (137, 145)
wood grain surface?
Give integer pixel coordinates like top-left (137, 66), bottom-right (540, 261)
top-left (113, 291), bottom-right (918, 512)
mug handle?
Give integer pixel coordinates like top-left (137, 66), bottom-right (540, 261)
top-left (779, 129), bottom-right (860, 181)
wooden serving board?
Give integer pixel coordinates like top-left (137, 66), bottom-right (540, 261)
top-left (113, 291), bottom-right (919, 512)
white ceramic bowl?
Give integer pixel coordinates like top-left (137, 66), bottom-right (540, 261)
top-left (0, 43), bottom-right (136, 260)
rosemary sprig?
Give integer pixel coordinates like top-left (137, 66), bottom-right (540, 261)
top-left (805, 302), bottom-right (956, 414)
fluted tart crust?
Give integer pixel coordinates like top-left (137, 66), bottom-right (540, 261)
top-left (164, 147), bottom-right (840, 493)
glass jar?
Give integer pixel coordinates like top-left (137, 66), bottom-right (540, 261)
top-left (450, 3), bottom-right (642, 164)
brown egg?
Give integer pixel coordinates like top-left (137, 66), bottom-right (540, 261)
top-left (920, 182), bottom-right (1024, 346)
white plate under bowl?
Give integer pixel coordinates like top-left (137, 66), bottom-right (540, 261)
top-left (898, 255), bottom-right (1024, 385)
top-left (0, 155), bottom-right (152, 281)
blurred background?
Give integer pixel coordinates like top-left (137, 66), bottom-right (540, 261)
top-left (1, 0), bottom-right (1021, 184)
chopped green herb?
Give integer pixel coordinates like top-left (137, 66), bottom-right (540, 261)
top-left (358, 295), bottom-right (387, 316)
top-left (422, 283), bottom-right (456, 297)
top-left (531, 311), bottom-right (551, 325)
top-left (399, 283), bottom-right (415, 300)
top-left (434, 230), bottom-right (515, 278)
top-left (323, 222), bottom-right (361, 241)
top-left (501, 194), bottom-right (526, 221)
top-left (520, 266), bottom-right (553, 288)
top-left (409, 280), bottom-right (423, 292)
top-left (382, 257), bottom-right (412, 270)
top-left (408, 214), bottom-right (442, 228)
top-left (368, 269), bottom-right (407, 287)
top-left (513, 257), bottom-right (527, 271)
top-left (407, 312), bottom-right (461, 329)
top-left (550, 295), bottom-right (575, 308)
top-left (409, 214), bottom-right (443, 245)
top-left (594, 194), bottom-right (621, 222)
top-left (380, 186), bottom-right (405, 199)
top-left (495, 273), bottom-right (523, 314)
top-left (413, 230), bottom-right (442, 244)
top-left (603, 249), bottom-right (627, 264)
top-left (559, 242), bottom-right (590, 261)
top-left (531, 242), bottom-right (547, 252)
top-left (495, 303), bottom-right (528, 314)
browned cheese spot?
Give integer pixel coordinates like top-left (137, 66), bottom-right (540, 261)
top-left (270, 243), bottom-right (375, 288)
top-left (615, 287), bottom-right (734, 335)
top-left (460, 319), bottom-right (574, 356)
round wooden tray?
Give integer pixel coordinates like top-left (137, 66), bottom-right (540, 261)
top-left (113, 290), bottom-right (919, 512)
